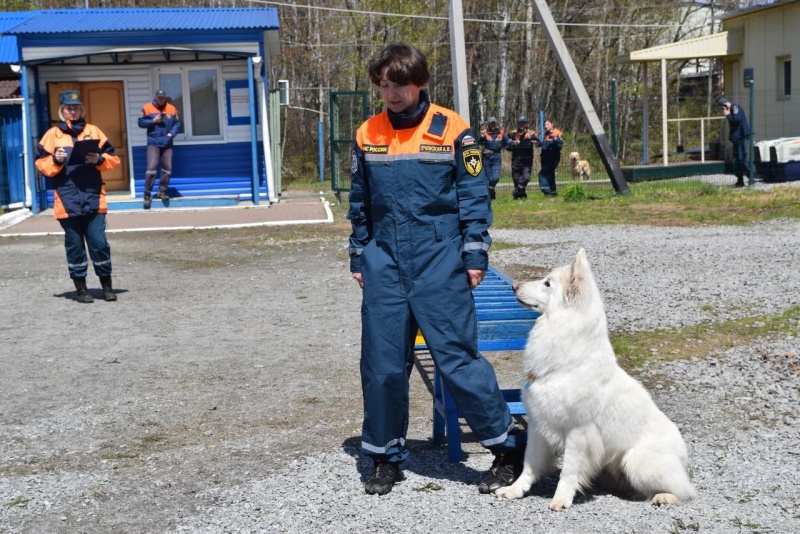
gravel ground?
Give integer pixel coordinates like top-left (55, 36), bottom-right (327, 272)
top-left (1, 206), bottom-right (799, 533)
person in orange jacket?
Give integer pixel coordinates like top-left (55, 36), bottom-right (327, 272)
top-left (348, 43), bottom-right (526, 497)
top-left (138, 89), bottom-right (180, 208)
top-left (35, 90), bottom-right (121, 303)
top-left (506, 116), bottom-right (537, 199)
top-left (536, 119), bottom-right (564, 195)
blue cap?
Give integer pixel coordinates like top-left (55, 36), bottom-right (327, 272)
top-left (517, 115), bottom-right (529, 123)
top-left (487, 116), bottom-right (498, 124)
top-left (717, 97), bottom-right (729, 107)
top-left (155, 89), bottom-right (166, 97)
top-left (59, 90), bottom-right (82, 105)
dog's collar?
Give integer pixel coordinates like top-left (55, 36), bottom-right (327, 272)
top-left (523, 373), bottom-right (536, 389)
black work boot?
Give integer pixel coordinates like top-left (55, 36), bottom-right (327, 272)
top-left (143, 192), bottom-right (151, 209)
top-left (155, 191), bottom-right (170, 201)
top-left (365, 461), bottom-right (400, 496)
top-left (478, 448), bottom-right (524, 494)
top-left (99, 275), bottom-right (117, 302)
top-left (735, 177), bottom-right (745, 187)
top-left (73, 277), bottom-right (94, 304)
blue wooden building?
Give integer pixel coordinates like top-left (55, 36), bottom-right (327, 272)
top-left (1, 7), bottom-right (281, 214)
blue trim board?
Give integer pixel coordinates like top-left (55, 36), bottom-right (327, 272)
top-left (130, 142), bottom-right (265, 198)
top-left (43, 142), bottom-right (266, 208)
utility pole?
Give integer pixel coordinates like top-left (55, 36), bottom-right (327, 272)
top-left (530, 0), bottom-right (629, 193)
top-left (449, 0), bottom-right (469, 122)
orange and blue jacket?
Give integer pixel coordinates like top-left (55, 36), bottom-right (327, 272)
top-left (479, 127), bottom-right (509, 160)
top-left (138, 100), bottom-right (180, 147)
top-left (347, 91), bottom-right (492, 273)
top-left (35, 119), bottom-right (121, 220)
top-left (539, 127), bottom-right (564, 167)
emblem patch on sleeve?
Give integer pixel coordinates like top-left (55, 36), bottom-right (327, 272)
top-left (462, 148), bottom-right (483, 177)
top-left (351, 150), bottom-right (358, 174)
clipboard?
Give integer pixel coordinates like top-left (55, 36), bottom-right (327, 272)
top-left (68, 139), bottom-right (101, 165)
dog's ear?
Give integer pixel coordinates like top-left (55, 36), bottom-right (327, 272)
top-left (567, 248), bottom-right (589, 299)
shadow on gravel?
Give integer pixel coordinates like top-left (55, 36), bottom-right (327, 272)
top-left (54, 287), bottom-right (129, 301)
top-left (342, 436), bottom-right (486, 486)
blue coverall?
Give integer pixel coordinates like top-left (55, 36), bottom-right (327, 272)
top-left (348, 91), bottom-right (521, 463)
top-left (725, 102), bottom-right (750, 184)
top-left (537, 129), bottom-right (564, 195)
top-left (479, 127), bottom-right (509, 197)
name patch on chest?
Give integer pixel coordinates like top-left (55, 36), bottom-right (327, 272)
top-left (419, 144), bottom-right (452, 153)
top-left (363, 145), bottom-right (389, 154)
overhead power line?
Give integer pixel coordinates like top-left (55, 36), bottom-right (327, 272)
top-left (244, 0), bottom-right (680, 29)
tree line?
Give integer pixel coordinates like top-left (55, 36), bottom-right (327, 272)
top-left (4, 0), bottom-right (766, 179)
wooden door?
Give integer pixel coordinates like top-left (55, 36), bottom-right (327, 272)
top-left (47, 81), bottom-right (129, 191)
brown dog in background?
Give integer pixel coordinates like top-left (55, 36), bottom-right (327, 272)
top-left (569, 152), bottom-right (591, 180)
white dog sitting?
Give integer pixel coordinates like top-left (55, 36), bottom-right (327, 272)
top-left (569, 151), bottom-right (591, 180)
top-left (496, 248), bottom-right (696, 511)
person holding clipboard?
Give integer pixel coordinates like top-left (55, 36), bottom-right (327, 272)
top-left (35, 90), bottom-right (121, 303)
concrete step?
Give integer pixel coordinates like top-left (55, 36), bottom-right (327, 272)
top-left (106, 194), bottom-right (240, 211)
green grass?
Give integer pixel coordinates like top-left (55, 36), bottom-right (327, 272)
top-left (489, 180), bottom-right (800, 229)
top-left (320, 179), bottom-right (800, 232)
top-left (611, 306), bottom-right (800, 372)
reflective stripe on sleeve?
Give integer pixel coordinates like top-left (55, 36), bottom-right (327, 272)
top-left (463, 241), bottom-right (490, 252)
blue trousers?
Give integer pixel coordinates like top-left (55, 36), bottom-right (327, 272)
top-left (732, 138), bottom-right (748, 181)
top-left (359, 235), bottom-right (521, 463)
top-left (484, 157), bottom-right (502, 188)
top-left (538, 168), bottom-right (557, 194)
top-left (59, 213), bottom-right (112, 279)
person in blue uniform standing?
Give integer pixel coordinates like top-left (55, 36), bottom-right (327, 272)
top-left (35, 91), bottom-right (121, 303)
top-left (506, 116), bottom-right (537, 199)
top-left (348, 43), bottom-right (525, 497)
top-left (479, 117), bottom-right (509, 200)
top-left (536, 119), bottom-right (563, 195)
top-left (138, 89), bottom-right (180, 208)
top-left (718, 97), bottom-right (750, 187)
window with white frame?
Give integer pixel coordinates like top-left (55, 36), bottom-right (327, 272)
top-left (156, 67), bottom-right (223, 139)
top-left (776, 56), bottom-right (791, 100)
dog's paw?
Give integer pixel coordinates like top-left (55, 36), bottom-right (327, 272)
top-left (495, 485), bottom-right (525, 500)
top-left (652, 493), bottom-right (680, 506)
top-left (549, 498), bottom-right (572, 511)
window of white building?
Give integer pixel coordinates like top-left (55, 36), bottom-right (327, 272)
top-left (156, 67), bottom-right (223, 140)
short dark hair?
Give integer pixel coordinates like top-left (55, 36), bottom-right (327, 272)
top-left (368, 43), bottom-right (430, 87)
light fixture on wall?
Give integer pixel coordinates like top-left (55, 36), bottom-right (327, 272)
top-left (251, 56), bottom-right (262, 65)
top-left (10, 64), bottom-right (21, 73)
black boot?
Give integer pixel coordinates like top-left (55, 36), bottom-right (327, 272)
top-left (365, 461), bottom-right (400, 496)
top-left (478, 448), bottom-right (524, 494)
top-left (488, 186), bottom-right (496, 200)
top-left (143, 192), bottom-right (151, 209)
top-left (73, 277), bottom-right (94, 303)
top-left (735, 177), bottom-right (745, 187)
top-left (99, 275), bottom-right (117, 302)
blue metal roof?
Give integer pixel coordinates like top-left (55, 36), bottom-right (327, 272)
top-left (4, 7), bottom-right (278, 34)
top-left (0, 11), bottom-right (38, 63)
